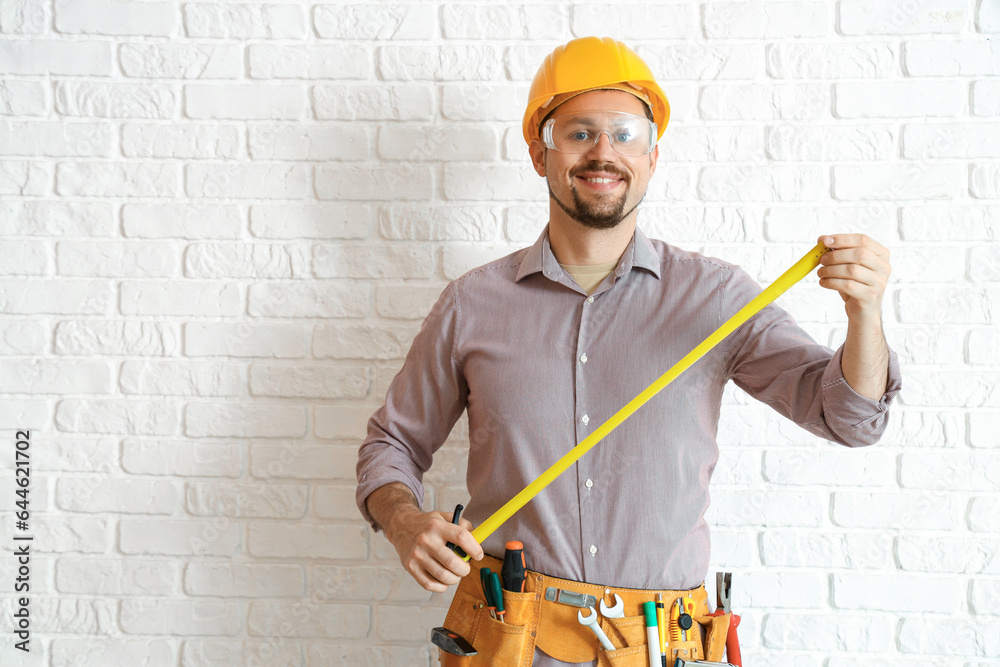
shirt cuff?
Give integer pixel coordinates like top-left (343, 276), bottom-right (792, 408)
top-left (356, 468), bottom-right (425, 533)
top-left (820, 343), bottom-right (902, 447)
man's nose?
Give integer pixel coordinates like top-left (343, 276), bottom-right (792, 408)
top-left (585, 131), bottom-right (619, 160)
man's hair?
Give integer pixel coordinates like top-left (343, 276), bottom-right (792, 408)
top-left (538, 97), bottom-right (656, 140)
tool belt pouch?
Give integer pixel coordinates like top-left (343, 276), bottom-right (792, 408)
top-left (441, 556), bottom-right (729, 667)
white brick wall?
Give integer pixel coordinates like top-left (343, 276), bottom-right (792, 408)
top-left (0, 1), bottom-right (997, 665)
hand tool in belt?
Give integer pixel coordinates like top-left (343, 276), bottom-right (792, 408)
top-left (452, 243), bottom-right (831, 554)
top-left (708, 572), bottom-right (742, 666)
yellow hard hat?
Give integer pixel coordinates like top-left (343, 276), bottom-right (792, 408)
top-left (522, 36), bottom-right (670, 146)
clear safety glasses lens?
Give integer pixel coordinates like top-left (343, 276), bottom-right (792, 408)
top-left (542, 111), bottom-right (656, 157)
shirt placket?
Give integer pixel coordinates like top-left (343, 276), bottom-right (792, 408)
top-left (575, 291), bottom-right (600, 576)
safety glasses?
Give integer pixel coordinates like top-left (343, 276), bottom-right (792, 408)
top-left (542, 110), bottom-right (657, 157)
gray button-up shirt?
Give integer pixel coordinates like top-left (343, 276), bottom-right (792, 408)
top-left (357, 227), bottom-right (901, 593)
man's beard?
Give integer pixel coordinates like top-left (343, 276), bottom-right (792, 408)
top-left (547, 163), bottom-right (642, 230)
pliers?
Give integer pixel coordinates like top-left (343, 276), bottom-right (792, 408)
top-left (707, 572), bottom-right (742, 666)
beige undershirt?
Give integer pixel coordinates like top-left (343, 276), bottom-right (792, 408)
top-left (559, 261), bottom-right (618, 295)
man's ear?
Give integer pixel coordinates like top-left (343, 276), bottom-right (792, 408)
top-left (648, 143), bottom-right (659, 177)
top-left (528, 139), bottom-right (546, 177)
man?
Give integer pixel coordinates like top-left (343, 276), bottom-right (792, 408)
top-left (357, 37), bottom-right (900, 665)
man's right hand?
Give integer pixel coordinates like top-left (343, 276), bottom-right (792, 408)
top-left (367, 483), bottom-right (485, 593)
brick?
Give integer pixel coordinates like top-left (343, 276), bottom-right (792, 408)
top-left (835, 80), bottom-right (964, 118)
top-left (639, 44), bottom-right (762, 81)
top-left (185, 563), bottom-right (303, 597)
top-left (314, 84), bottom-right (433, 121)
top-left (0, 320), bottom-right (46, 355)
top-left (659, 126), bottom-right (763, 163)
top-left (981, 0), bottom-right (1000, 31)
top-left (312, 244), bottom-right (433, 280)
top-left (313, 565), bottom-right (429, 602)
top-left (121, 600), bottom-right (242, 636)
top-left (379, 204), bottom-right (498, 242)
top-left (185, 403), bottom-right (307, 438)
top-left (313, 3), bottom-right (435, 40)
top-left (573, 4), bottom-right (695, 38)
top-left (833, 491), bottom-right (966, 530)
top-left (892, 411), bottom-right (963, 451)
top-left (311, 485), bottom-right (359, 521)
top-left (742, 571), bottom-right (826, 609)
top-left (0, 159), bottom-right (49, 195)
top-left (57, 241), bottom-right (176, 277)
top-left (701, 84), bottom-right (829, 120)
top-left (57, 162), bottom-right (179, 197)
top-left (839, 0), bottom-right (966, 35)
top-left (51, 639), bottom-right (176, 667)
top-left (833, 573), bottom-right (963, 612)
top-left (764, 206), bottom-right (897, 243)
top-left (441, 83), bottom-right (524, 122)
top-left (122, 439), bottom-right (243, 478)
top-left (1, 201), bottom-right (113, 237)
top-left (119, 519), bottom-right (239, 556)
top-left (251, 204), bottom-right (370, 240)
top-left (0, 39), bottom-right (111, 75)
top-left (972, 580), bottom-right (1000, 618)
top-left (120, 280), bottom-right (241, 317)
top-left (120, 360), bottom-right (245, 397)
top-left (55, 0), bottom-right (175, 35)
top-left (905, 39), bottom-right (1000, 76)
top-left (833, 164), bottom-right (964, 200)
top-left (248, 281), bottom-right (368, 318)
top-left (375, 605), bottom-right (442, 642)
top-left (186, 163), bottom-right (309, 199)
top-left (182, 641), bottom-right (302, 667)
top-left (0, 280), bottom-right (111, 315)
top-left (900, 204), bottom-right (1000, 240)
top-left (379, 45), bottom-right (504, 81)
top-left (184, 323), bottom-right (307, 358)
top-left (56, 558), bottom-right (181, 596)
top-left (761, 530), bottom-right (893, 568)
top-left (763, 613), bottom-right (893, 651)
top-left (248, 602), bottom-right (368, 639)
top-left (250, 443), bottom-right (358, 480)
top-left (309, 644), bottom-right (429, 666)
top-left (898, 617), bottom-right (1000, 656)
top-left (0, 120), bottom-right (112, 157)
top-left (970, 245), bottom-right (1000, 282)
top-left (249, 363), bottom-right (369, 399)
top-left (55, 320), bottom-right (177, 356)
top-left (0, 80), bottom-right (46, 116)
top-left (249, 125), bottom-right (368, 161)
top-left (0, 399), bottom-right (48, 431)
top-left (376, 283), bottom-right (446, 320)
top-left (897, 535), bottom-right (1000, 573)
top-left (897, 287), bottom-right (996, 324)
top-left (313, 323), bottom-right (418, 360)
top-left (122, 203), bottom-right (243, 239)
top-left (763, 449), bottom-right (894, 486)
top-left (249, 44), bottom-right (368, 80)
top-left (971, 163), bottom-right (1000, 199)
top-left (505, 204), bottom-right (548, 243)
top-left (705, 2), bottom-right (829, 38)
top-left (378, 125), bottom-right (497, 162)
top-left (186, 482), bottom-right (307, 518)
top-left (973, 80), bottom-right (1000, 116)
top-left (120, 43), bottom-right (240, 79)
top-left (969, 411), bottom-right (1000, 447)
top-left (698, 165), bottom-right (826, 202)
top-left (707, 490), bottom-right (825, 527)
top-left (767, 41), bottom-right (896, 78)
top-left (315, 405), bottom-right (370, 440)
top-left (248, 523), bottom-right (367, 559)
top-left (55, 81), bottom-right (175, 119)
top-left (0, 359), bottom-right (110, 394)
top-left (970, 496), bottom-right (1000, 531)
top-left (185, 242), bottom-right (309, 279)
top-left (123, 123), bottom-right (242, 159)
top-left (56, 478), bottom-right (178, 514)
top-left (903, 122), bottom-right (1000, 158)
top-left (443, 163), bottom-right (546, 202)
top-left (904, 369), bottom-right (1000, 406)
top-left (316, 164), bottom-right (432, 201)
top-left (184, 4), bottom-right (304, 39)
top-left (27, 598), bottom-right (116, 634)
top-left (881, 324), bottom-right (964, 365)
top-left (900, 452), bottom-right (1000, 491)
top-left (185, 84), bottom-right (304, 120)
top-left (0, 0), bottom-right (48, 34)
top-left (56, 399), bottom-right (177, 435)
top-left (36, 517), bottom-right (109, 554)
top-left (0, 240), bottom-right (46, 275)
top-left (444, 4), bottom-right (565, 38)
top-left (768, 123), bottom-right (897, 161)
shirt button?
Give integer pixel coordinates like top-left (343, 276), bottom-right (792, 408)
top-left (581, 414), bottom-right (589, 425)
top-left (580, 353), bottom-right (588, 364)
top-left (585, 479), bottom-right (593, 489)
top-left (589, 545), bottom-right (598, 555)
top-left (587, 296), bottom-right (594, 304)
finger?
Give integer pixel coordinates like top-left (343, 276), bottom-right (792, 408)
top-left (817, 263), bottom-right (882, 287)
top-left (443, 523), bottom-right (483, 565)
top-left (819, 247), bottom-right (890, 275)
top-left (817, 276), bottom-right (880, 300)
top-left (819, 234), bottom-right (889, 259)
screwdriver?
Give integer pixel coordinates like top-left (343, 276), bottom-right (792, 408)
top-left (501, 541), bottom-right (526, 592)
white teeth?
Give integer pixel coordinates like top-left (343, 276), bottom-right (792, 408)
top-left (583, 177), bottom-right (617, 183)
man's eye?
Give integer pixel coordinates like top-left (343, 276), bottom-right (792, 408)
top-left (615, 131), bottom-right (635, 142)
top-left (570, 131), bottom-right (590, 141)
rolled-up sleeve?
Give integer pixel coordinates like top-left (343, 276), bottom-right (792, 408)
top-left (355, 282), bottom-right (468, 531)
top-left (723, 264), bottom-right (901, 447)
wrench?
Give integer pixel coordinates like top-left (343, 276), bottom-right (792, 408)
top-left (578, 606), bottom-right (616, 651)
top-left (599, 593), bottom-right (624, 619)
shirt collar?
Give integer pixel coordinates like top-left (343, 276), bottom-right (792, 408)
top-left (515, 225), bottom-right (662, 283)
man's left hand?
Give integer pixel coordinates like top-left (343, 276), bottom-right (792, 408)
top-left (817, 234), bottom-right (891, 323)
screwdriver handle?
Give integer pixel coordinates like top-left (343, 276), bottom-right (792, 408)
top-left (501, 541), bottom-right (526, 592)
top-left (726, 614), bottom-right (741, 667)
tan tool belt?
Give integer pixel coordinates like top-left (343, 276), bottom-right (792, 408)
top-left (442, 554), bottom-right (732, 666)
